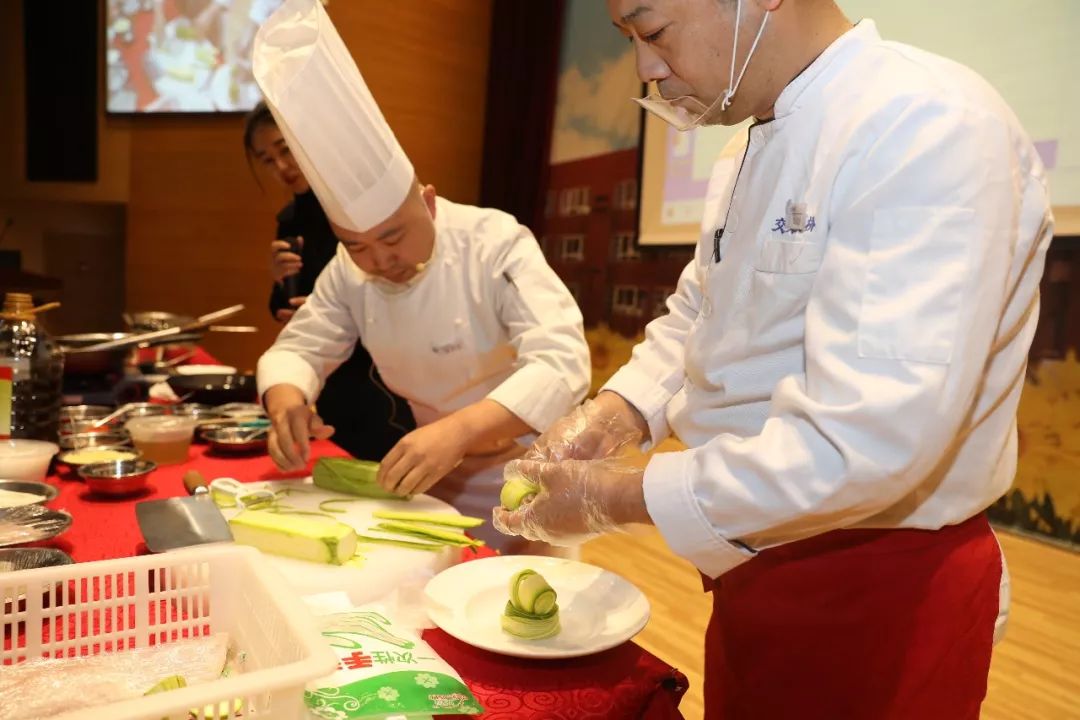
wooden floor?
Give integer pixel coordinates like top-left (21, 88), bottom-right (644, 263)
top-left (582, 526), bottom-right (1080, 720)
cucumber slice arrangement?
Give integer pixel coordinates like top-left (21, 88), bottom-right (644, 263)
top-left (499, 471), bottom-right (539, 511)
top-left (501, 569), bottom-right (560, 640)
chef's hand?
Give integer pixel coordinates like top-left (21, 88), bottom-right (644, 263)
top-left (493, 458), bottom-right (651, 546)
top-left (377, 415), bottom-right (470, 497)
top-left (273, 296), bottom-right (307, 324)
top-left (265, 383), bottom-right (334, 471)
top-left (271, 237), bottom-right (303, 284)
top-left (527, 392), bottom-right (647, 463)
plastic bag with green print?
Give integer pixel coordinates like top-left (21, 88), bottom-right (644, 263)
top-left (303, 593), bottom-right (482, 719)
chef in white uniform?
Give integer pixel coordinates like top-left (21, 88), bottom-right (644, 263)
top-left (251, 0), bottom-right (589, 553)
top-left (496, 1), bottom-right (1053, 717)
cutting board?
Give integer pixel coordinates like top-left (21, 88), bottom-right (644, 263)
top-left (217, 478), bottom-right (461, 605)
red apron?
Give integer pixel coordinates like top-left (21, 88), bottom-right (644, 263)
top-left (703, 513), bottom-right (1002, 720)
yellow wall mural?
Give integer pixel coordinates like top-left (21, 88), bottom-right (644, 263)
top-left (992, 353), bottom-right (1080, 545)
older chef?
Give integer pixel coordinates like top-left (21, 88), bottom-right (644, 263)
top-left (496, 0), bottom-right (1053, 717)
top-left (252, 0), bottom-right (589, 553)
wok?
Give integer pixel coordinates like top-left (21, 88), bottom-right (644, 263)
top-left (165, 373), bottom-right (258, 405)
top-left (57, 332), bottom-right (203, 376)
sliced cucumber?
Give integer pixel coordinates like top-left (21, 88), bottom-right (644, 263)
top-left (503, 569), bottom-right (561, 640)
top-left (500, 601), bottom-right (561, 639)
top-left (374, 520), bottom-right (484, 547)
top-left (144, 675), bottom-right (186, 695)
top-left (355, 533), bottom-right (443, 552)
top-left (500, 472), bottom-right (539, 510)
top-left (372, 510), bottom-right (484, 528)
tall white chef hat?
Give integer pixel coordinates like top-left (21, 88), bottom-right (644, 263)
top-left (252, 0), bottom-right (415, 232)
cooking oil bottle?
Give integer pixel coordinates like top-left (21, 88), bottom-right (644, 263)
top-left (0, 292), bottom-right (64, 441)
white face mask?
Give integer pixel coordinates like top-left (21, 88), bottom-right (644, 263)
top-left (634, 0), bottom-right (770, 131)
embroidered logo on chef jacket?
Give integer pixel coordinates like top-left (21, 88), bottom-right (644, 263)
top-left (772, 200), bottom-right (817, 235)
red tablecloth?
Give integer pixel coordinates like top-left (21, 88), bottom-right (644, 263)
top-left (44, 441), bottom-right (340, 563)
top-left (40, 443), bottom-right (687, 719)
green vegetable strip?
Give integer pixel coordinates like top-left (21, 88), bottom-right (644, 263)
top-left (318, 498), bottom-right (361, 513)
top-left (355, 533), bottom-right (442, 551)
top-left (371, 524), bottom-right (481, 548)
top-left (372, 510), bottom-right (484, 528)
top-left (503, 568), bottom-right (561, 640)
top-left (375, 520), bottom-right (484, 546)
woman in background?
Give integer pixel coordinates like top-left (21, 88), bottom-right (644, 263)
top-left (243, 101), bottom-right (415, 460)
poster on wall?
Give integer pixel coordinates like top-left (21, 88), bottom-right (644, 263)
top-left (639, 0), bottom-right (1080, 244)
top-left (548, 0), bottom-right (640, 166)
top-left (541, 0), bottom-right (693, 393)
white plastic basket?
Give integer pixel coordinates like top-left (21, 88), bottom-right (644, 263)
top-left (1, 545), bottom-right (337, 720)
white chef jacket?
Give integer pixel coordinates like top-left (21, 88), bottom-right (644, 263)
top-left (258, 196), bottom-right (590, 448)
top-left (604, 21), bottom-right (1053, 579)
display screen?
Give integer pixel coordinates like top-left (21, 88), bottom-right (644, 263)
top-left (105, 0), bottom-right (286, 113)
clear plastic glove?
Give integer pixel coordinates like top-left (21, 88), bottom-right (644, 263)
top-left (492, 457), bottom-right (648, 546)
top-left (526, 393), bottom-right (646, 463)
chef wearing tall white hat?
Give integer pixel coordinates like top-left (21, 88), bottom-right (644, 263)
top-left (252, 0), bottom-right (590, 553)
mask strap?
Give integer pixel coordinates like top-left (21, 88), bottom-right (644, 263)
top-left (721, 6), bottom-right (770, 111)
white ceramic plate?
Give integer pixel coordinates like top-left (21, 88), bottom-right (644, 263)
top-left (175, 365), bottom-right (237, 376)
top-left (424, 555), bottom-right (650, 659)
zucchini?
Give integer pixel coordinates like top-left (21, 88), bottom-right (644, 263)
top-left (372, 510), bottom-right (484, 529)
top-left (502, 568), bottom-right (561, 640)
top-left (312, 458), bottom-right (408, 500)
top-left (500, 471), bottom-right (539, 510)
top-left (374, 520), bottom-right (484, 547)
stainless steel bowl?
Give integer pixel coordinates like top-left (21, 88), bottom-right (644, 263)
top-left (0, 548), bottom-right (74, 608)
top-left (203, 426), bottom-right (269, 455)
top-left (123, 403), bottom-right (171, 419)
top-left (0, 547), bottom-right (73, 573)
top-left (59, 432), bottom-right (131, 451)
top-left (56, 447), bottom-right (141, 470)
top-left (61, 417), bottom-right (125, 435)
top-left (0, 480), bottom-right (59, 506)
top-left (78, 459), bottom-right (157, 497)
top-left (0, 505), bottom-right (73, 548)
top-left (59, 405), bottom-right (113, 422)
top-left (173, 404), bottom-right (226, 421)
top-left (215, 403), bottom-right (267, 420)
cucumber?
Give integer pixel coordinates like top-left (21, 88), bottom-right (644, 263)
top-left (503, 569), bottom-right (561, 640)
top-left (229, 510), bottom-right (357, 565)
top-left (312, 458), bottom-right (409, 500)
top-left (355, 533), bottom-right (443, 551)
top-left (374, 521), bottom-right (484, 547)
top-left (144, 675), bottom-right (186, 695)
top-left (500, 600), bottom-right (560, 640)
top-left (500, 472), bottom-right (539, 510)
top-left (372, 510), bottom-right (484, 529)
